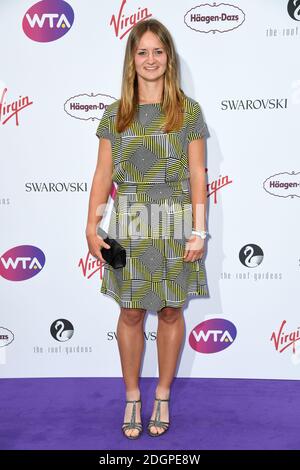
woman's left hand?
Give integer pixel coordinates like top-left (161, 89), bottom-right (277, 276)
top-left (183, 235), bottom-right (205, 262)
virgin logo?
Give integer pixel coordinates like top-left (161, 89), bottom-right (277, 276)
top-left (110, 0), bottom-right (152, 40)
top-left (78, 252), bottom-right (106, 280)
top-left (0, 87), bottom-right (33, 127)
top-left (79, 184), bottom-right (117, 279)
top-left (270, 320), bottom-right (300, 354)
top-left (22, 0), bottom-right (74, 42)
top-left (189, 318), bottom-right (237, 353)
top-left (207, 173), bottom-right (233, 204)
top-left (0, 245), bottom-right (46, 281)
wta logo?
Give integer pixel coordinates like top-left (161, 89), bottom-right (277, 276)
top-left (0, 245), bottom-right (46, 281)
top-left (189, 318), bottom-right (237, 353)
top-left (22, 0), bottom-right (74, 43)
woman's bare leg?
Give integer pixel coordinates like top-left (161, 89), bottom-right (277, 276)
top-left (117, 307), bottom-right (146, 437)
top-left (149, 306), bottom-right (185, 435)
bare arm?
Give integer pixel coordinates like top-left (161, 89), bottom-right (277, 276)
top-left (188, 138), bottom-right (207, 232)
top-left (86, 137), bottom-right (113, 260)
top-left (184, 138), bottom-right (207, 262)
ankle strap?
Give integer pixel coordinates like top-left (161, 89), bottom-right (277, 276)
top-left (155, 397), bottom-right (169, 402)
top-left (126, 399), bottom-right (141, 403)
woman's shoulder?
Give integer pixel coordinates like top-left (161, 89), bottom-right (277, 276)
top-left (105, 99), bottom-right (120, 117)
top-left (182, 94), bottom-right (202, 114)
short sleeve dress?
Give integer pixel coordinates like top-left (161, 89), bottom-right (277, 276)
top-left (95, 94), bottom-right (209, 311)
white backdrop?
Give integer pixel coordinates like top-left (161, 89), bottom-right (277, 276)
top-left (1, 0), bottom-right (299, 379)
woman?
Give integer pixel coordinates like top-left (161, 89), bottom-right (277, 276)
top-left (86, 18), bottom-right (209, 439)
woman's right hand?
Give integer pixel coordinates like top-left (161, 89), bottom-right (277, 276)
top-left (86, 230), bottom-right (111, 263)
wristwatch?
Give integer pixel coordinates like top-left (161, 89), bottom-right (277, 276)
top-left (191, 229), bottom-right (209, 239)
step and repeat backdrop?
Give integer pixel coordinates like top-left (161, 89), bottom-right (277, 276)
top-left (1, 0), bottom-right (299, 379)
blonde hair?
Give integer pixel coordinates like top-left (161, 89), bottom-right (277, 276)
top-left (116, 18), bottom-right (185, 133)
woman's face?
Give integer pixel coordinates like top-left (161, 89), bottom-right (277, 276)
top-left (134, 31), bottom-right (167, 83)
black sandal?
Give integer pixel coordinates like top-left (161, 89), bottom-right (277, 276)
top-left (122, 399), bottom-right (143, 439)
top-left (147, 397), bottom-right (170, 437)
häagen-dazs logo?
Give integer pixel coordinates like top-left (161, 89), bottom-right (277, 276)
top-left (263, 171), bottom-right (300, 198)
top-left (0, 327), bottom-right (15, 348)
top-left (22, 0), bottom-right (74, 43)
top-left (184, 3), bottom-right (245, 34)
top-left (0, 245), bottom-right (46, 281)
top-left (64, 93), bottom-right (117, 122)
top-left (189, 318), bottom-right (237, 353)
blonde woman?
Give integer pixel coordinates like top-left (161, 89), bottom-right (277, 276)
top-left (86, 18), bottom-right (209, 439)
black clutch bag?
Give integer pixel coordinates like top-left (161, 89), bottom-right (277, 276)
top-left (100, 235), bottom-right (126, 269)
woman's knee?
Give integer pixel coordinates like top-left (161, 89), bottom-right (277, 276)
top-left (158, 306), bottom-right (182, 323)
top-left (120, 307), bottom-right (146, 326)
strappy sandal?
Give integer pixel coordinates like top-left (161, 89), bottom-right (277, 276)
top-left (122, 398), bottom-right (143, 439)
top-left (147, 397), bottom-right (170, 437)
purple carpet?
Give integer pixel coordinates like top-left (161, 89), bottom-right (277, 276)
top-left (0, 377), bottom-right (299, 450)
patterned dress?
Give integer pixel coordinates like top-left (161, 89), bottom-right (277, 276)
top-left (96, 94), bottom-right (209, 311)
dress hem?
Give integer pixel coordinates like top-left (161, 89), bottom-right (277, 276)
top-left (100, 287), bottom-right (209, 310)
